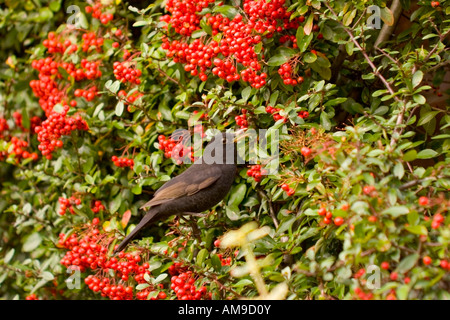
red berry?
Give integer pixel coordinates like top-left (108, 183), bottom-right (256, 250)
top-left (301, 147), bottom-right (312, 157)
top-left (418, 196), bottom-right (429, 206)
top-left (333, 216), bottom-right (344, 226)
top-left (423, 256), bottom-right (432, 265)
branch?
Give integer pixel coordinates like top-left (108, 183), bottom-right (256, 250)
top-left (374, 0), bottom-right (403, 49)
top-left (398, 175), bottom-right (448, 190)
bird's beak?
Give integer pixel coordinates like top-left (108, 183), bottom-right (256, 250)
top-left (233, 128), bottom-right (249, 142)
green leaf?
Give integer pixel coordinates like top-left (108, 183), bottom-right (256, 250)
top-left (303, 52), bottom-right (317, 63)
top-left (23, 233), bottom-right (42, 252)
top-left (49, 1), bottom-right (61, 12)
top-left (269, 91), bottom-right (279, 106)
top-left (417, 111), bottom-right (440, 126)
top-left (320, 111), bottom-right (331, 130)
top-left (296, 27), bottom-right (304, 49)
top-left (153, 273), bottom-right (168, 283)
top-left (413, 94), bottom-right (426, 104)
top-left (380, 7), bottom-right (394, 26)
top-left (416, 149), bottom-right (438, 159)
top-left (4, 249), bottom-right (14, 264)
top-left (382, 205), bottom-right (409, 217)
top-left (107, 80), bottom-right (121, 94)
top-left (267, 48), bottom-right (297, 66)
top-left (228, 183), bottom-right (247, 207)
top-left (393, 163), bottom-right (404, 179)
top-left (403, 149), bottom-right (417, 162)
top-left (212, 5), bottom-right (238, 19)
top-left (115, 101), bottom-right (125, 117)
top-left (412, 70), bottom-right (423, 89)
top-left (241, 86), bottom-right (252, 102)
top-left (41, 271), bottom-right (54, 281)
top-left (405, 225), bottom-right (428, 236)
top-left (196, 248), bottom-right (209, 267)
top-left (396, 254), bottom-right (419, 273)
top-left (298, 33), bottom-right (314, 53)
top-left (343, 9), bottom-right (357, 26)
top-left (136, 283), bottom-right (150, 290)
top-left (85, 174), bottom-right (95, 185)
top-left (303, 14), bottom-right (314, 35)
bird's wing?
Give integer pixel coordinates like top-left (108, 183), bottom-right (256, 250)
top-left (140, 165), bottom-right (222, 209)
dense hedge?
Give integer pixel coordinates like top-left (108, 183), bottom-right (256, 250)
top-left (0, 0), bottom-right (449, 300)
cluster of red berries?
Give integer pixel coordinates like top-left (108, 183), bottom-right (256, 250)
top-left (217, 253), bottom-right (232, 266)
top-left (74, 86), bottom-right (99, 102)
top-left (113, 61), bottom-right (142, 85)
top-left (298, 111), bottom-right (309, 119)
top-left (58, 196), bottom-right (81, 216)
top-left (6, 137), bottom-right (38, 162)
top-left (85, 275), bottom-right (133, 300)
top-left (243, 0), bottom-right (302, 34)
top-left (35, 106), bottom-right (89, 159)
top-left (213, 239), bottom-right (237, 265)
top-left (118, 90), bottom-right (144, 105)
top-left (160, 0), bottom-right (213, 36)
top-left (81, 32), bottom-right (104, 53)
top-left (158, 134), bottom-right (195, 165)
top-left (161, 0), bottom-right (303, 88)
top-left (281, 183), bottom-right (295, 197)
top-left (247, 164), bottom-right (267, 183)
top-left (80, 59), bottom-right (102, 80)
top-left (431, 213), bottom-right (444, 229)
top-left (279, 34), bottom-right (298, 48)
top-left (439, 259), bottom-right (450, 270)
top-left (30, 57), bottom-right (64, 115)
top-left (363, 185), bottom-right (376, 196)
top-left (85, 2), bottom-right (114, 24)
top-left (12, 112), bottom-right (42, 133)
top-left (25, 294), bottom-right (39, 300)
top-left (91, 200), bottom-right (105, 213)
top-left (278, 62), bottom-right (304, 86)
top-left (169, 263), bottom-right (210, 300)
top-left (59, 226), bottom-right (166, 300)
top-left (353, 287), bottom-right (374, 300)
top-left (111, 155), bottom-right (134, 169)
top-left (0, 117), bottom-right (8, 138)
top-left (43, 32), bottom-right (77, 54)
top-left (211, 58), bottom-right (240, 83)
top-left (136, 289), bottom-right (167, 300)
top-left (265, 105), bottom-right (287, 122)
top-left (235, 109), bottom-right (249, 129)
top-left (431, 1), bottom-right (440, 8)
top-left (317, 204), bottom-right (345, 226)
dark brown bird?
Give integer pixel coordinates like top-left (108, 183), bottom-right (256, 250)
top-left (114, 132), bottom-right (239, 253)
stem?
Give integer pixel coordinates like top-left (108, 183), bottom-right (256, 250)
top-left (243, 242), bottom-right (268, 297)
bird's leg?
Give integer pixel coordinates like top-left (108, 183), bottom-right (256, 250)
top-left (180, 215), bottom-right (202, 244)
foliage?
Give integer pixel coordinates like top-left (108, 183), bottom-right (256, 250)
top-left (0, 0), bottom-right (449, 300)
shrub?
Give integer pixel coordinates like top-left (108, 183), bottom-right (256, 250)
top-left (0, 0), bottom-right (449, 300)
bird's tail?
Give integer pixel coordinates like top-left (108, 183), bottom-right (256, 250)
top-left (113, 208), bottom-right (159, 254)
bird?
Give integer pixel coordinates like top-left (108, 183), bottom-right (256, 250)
top-left (114, 131), bottom-right (240, 254)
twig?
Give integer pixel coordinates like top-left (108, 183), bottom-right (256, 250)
top-left (257, 189), bottom-right (279, 229)
top-left (398, 175), bottom-right (447, 190)
top-left (325, 2), bottom-right (407, 149)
